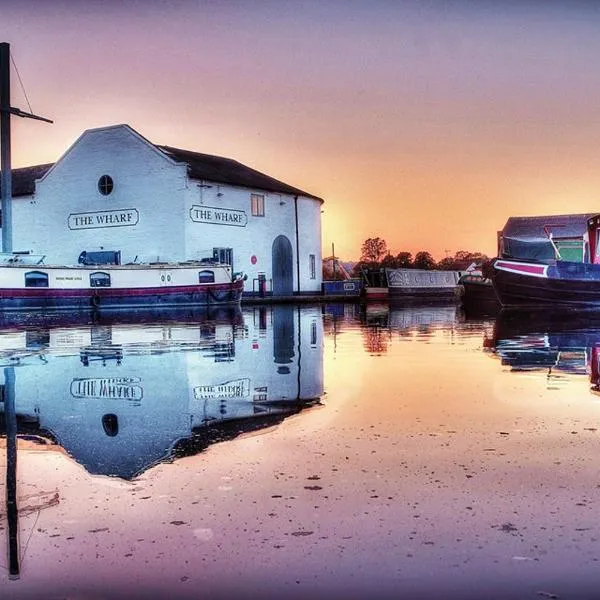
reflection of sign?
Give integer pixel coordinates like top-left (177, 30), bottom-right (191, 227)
top-left (70, 377), bottom-right (143, 400)
top-left (193, 378), bottom-right (250, 400)
top-left (68, 209), bottom-right (139, 230)
top-left (190, 205), bottom-right (247, 227)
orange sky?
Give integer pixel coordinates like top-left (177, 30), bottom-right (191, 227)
top-left (4, 1), bottom-right (600, 260)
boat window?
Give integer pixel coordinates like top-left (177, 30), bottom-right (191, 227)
top-left (90, 272), bottom-right (111, 287)
top-left (199, 270), bottom-right (215, 283)
top-left (24, 271), bottom-right (49, 287)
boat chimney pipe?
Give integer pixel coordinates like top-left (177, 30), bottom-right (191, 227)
top-left (0, 42), bottom-right (12, 253)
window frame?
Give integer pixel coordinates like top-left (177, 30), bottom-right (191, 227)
top-left (90, 272), bottom-right (112, 287)
top-left (251, 193), bottom-right (265, 217)
top-left (199, 270), bottom-right (215, 283)
top-left (309, 254), bottom-right (316, 279)
top-left (24, 271), bottom-right (49, 288)
top-left (98, 174), bottom-right (114, 196)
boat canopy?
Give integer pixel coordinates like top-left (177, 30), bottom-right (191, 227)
top-left (499, 213), bottom-right (595, 262)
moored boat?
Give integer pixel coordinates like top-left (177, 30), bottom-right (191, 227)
top-left (386, 267), bottom-right (461, 301)
top-left (360, 267), bottom-right (461, 302)
top-left (457, 269), bottom-right (500, 316)
top-left (490, 214), bottom-right (600, 309)
top-left (0, 259), bottom-right (245, 311)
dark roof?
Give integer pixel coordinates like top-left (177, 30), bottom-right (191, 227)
top-left (502, 213), bottom-right (597, 241)
top-left (159, 145), bottom-right (322, 202)
top-left (0, 163), bottom-right (54, 197)
top-left (1, 139), bottom-right (323, 202)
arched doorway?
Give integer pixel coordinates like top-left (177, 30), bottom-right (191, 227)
top-left (272, 235), bottom-right (293, 296)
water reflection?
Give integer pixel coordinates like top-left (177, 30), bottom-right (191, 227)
top-left (0, 306), bottom-right (323, 480)
top-left (488, 309), bottom-right (600, 393)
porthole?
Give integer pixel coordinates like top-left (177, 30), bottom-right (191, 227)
top-left (98, 174), bottom-right (114, 196)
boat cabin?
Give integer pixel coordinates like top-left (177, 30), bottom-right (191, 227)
top-left (498, 213), bottom-right (595, 263)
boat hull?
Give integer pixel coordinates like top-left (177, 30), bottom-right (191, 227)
top-left (0, 281), bottom-right (244, 311)
top-left (386, 268), bottom-right (460, 301)
top-left (491, 258), bottom-right (600, 308)
top-left (458, 274), bottom-right (501, 316)
top-left (0, 263), bottom-right (244, 312)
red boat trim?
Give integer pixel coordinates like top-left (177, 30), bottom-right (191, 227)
top-left (495, 261), bottom-right (548, 278)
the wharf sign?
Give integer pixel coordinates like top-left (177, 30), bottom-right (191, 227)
top-left (70, 377), bottom-right (143, 401)
top-left (193, 378), bottom-right (250, 400)
top-left (68, 208), bottom-right (139, 230)
top-left (190, 205), bottom-right (247, 227)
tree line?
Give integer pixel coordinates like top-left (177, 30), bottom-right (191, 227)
top-left (323, 237), bottom-right (490, 280)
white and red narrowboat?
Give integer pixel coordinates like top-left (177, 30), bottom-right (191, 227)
top-left (0, 256), bottom-right (245, 311)
top-left (490, 214), bottom-right (600, 309)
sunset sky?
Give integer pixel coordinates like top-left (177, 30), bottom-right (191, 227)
top-left (4, 0), bottom-right (600, 260)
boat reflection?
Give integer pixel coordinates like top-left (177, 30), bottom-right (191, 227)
top-left (0, 305), bottom-right (324, 480)
top-left (361, 302), bottom-right (461, 329)
top-left (488, 309), bottom-right (600, 391)
top-left (356, 303), bottom-right (462, 354)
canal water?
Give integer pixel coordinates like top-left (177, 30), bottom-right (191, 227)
top-left (1, 303), bottom-right (599, 599)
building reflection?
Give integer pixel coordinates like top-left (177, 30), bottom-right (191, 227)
top-left (488, 310), bottom-right (600, 392)
top-left (0, 306), bottom-right (323, 479)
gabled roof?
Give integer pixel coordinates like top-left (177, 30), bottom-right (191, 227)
top-left (158, 145), bottom-right (322, 201)
top-left (502, 213), bottom-right (597, 241)
top-left (1, 138), bottom-right (322, 203)
top-left (0, 163), bottom-right (54, 196)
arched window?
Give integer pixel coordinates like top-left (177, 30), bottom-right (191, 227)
top-left (90, 272), bottom-right (111, 287)
top-left (199, 270), bottom-right (215, 283)
top-left (24, 271), bottom-right (49, 287)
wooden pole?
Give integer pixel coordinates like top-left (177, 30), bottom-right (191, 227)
top-left (0, 42), bottom-right (12, 253)
top-left (332, 243), bottom-right (336, 280)
top-left (5, 366), bottom-right (19, 578)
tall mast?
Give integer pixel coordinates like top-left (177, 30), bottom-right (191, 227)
top-left (0, 42), bottom-right (12, 253)
top-left (0, 42), bottom-right (52, 254)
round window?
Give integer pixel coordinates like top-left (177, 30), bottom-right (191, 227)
top-left (98, 175), bottom-right (114, 196)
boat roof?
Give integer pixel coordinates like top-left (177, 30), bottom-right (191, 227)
top-left (501, 213), bottom-right (597, 241)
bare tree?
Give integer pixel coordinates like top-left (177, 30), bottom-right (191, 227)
top-left (360, 237), bottom-right (388, 265)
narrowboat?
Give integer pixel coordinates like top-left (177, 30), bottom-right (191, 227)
top-left (386, 268), bottom-right (461, 301)
top-left (360, 267), bottom-right (461, 302)
top-left (490, 214), bottom-right (600, 309)
top-left (457, 268), bottom-right (500, 316)
top-left (460, 213), bottom-right (594, 314)
top-left (0, 255), bottom-right (245, 311)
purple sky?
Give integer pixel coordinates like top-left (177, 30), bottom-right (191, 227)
top-left (4, 0), bottom-right (600, 259)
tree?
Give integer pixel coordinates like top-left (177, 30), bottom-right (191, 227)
top-left (360, 237), bottom-right (388, 265)
top-left (395, 251), bottom-right (413, 268)
top-left (437, 251), bottom-right (490, 270)
top-left (436, 256), bottom-right (456, 271)
top-left (413, 251), bottom-right (436, 270)
top-left (380, 253), bottom-right (398, 268)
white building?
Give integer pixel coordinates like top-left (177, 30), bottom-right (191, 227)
top-left (6, 124), bottom-right (323, 296)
